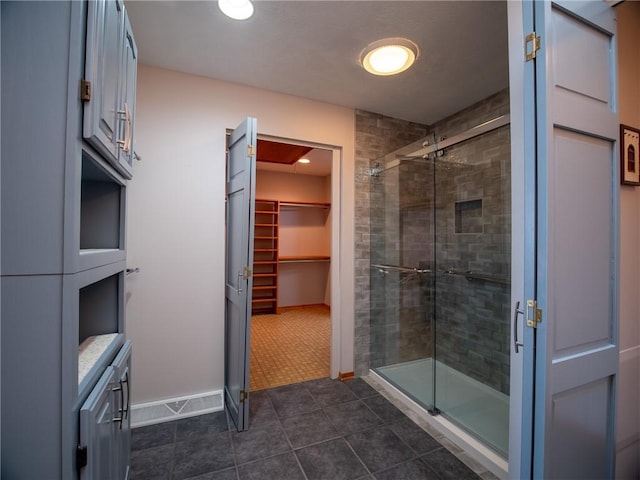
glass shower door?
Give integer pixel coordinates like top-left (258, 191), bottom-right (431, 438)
top-left (369, 156), bottom-right (436, 410)
top-left (432, 125), bottom-right (511, 455)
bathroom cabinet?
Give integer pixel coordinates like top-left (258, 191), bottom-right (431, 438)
top-left (1, 1), bottom-right (136, 478)
top-left (80, 341), bottom-right (132, 480)
top-left (83, 0), bottom-right (137, 179)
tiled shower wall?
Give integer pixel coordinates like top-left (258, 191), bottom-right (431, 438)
top-left (353, 112), bottom-right (429, 375)
top-left (354, 89), bottom-right (511, 394)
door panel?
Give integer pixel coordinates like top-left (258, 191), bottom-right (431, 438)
top-left (548, 378), bottom-right (612, 479)
top-left (83, 0), bottom-right (124, 163)
top-left (79, 366), bottom-right (116, 480)
top-left (224, 117), bottom-right (257, 431)
top-left (552, 131), bottom-right (613, 354)
top-left (532, 2), bottom-right (618, 478)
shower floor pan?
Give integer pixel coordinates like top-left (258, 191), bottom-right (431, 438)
top-left (376, 358), bottom-right (509, 456)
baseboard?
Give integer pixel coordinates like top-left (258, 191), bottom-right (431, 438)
top-left (131, 390), bottom-right (224, 428)
top-left (338, 371), bottom-right (355, 381)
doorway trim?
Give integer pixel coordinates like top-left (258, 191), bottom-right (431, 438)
top-left (256, 133), bottom-right (343, 379)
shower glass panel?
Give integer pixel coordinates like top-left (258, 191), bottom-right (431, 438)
top-left (370, 156), bottom-right (436, 409)
top-left (369, 123), bottom-right (511, 457)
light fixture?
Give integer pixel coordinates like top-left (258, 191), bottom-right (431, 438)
top-left (218, 0), bottom-right (254, 20)
top-left (360, 37), bottom-right (419, 76)
top-left (298, 158), bottom-right (311, 164)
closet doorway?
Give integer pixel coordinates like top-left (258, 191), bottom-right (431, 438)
top-left (250, 138), bottom-right (333, 391)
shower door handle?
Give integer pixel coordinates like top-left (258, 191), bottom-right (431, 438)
top-left (513, 301), bottom-right (524, 353)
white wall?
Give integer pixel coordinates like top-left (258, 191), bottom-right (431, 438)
top-left (615, 2), bottom-right (640, 477)
top-left (126, 65), bottom-right (355, 404)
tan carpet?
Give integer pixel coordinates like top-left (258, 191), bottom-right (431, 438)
top-left (250, 305), bottom-right (330, 391)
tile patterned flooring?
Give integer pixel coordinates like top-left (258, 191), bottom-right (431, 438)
top-left (250, 305), bottom-right (331, 391)
top-left (131, 377), bottom-right (483, 480)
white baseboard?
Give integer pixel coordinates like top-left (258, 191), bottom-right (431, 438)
top-left (130, 390), bottom-right (224, 428)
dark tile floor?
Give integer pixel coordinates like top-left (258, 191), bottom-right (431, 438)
top-left (131, 378), bottom-right (481, 480)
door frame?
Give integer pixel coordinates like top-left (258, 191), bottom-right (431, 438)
top-left (255, 133), bottom-right (343, 380)
top-left (507, 1), bottom-right (535, 477)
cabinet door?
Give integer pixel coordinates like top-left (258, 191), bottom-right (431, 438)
top-left (83, 0), bottom-right (124, 164)
top-left (115, 11), bottom-right (137, 179)
top-left (112, 340), bottom-right (132, 480)
top-left (79, 366), bottom-right (117, 480)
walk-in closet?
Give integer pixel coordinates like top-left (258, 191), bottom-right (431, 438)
top-left (250, 140), bottom-right (332, 390)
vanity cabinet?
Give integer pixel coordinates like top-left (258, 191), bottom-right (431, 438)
top-left (1, 1), bottom-right (136, 478)
top-left (83, 0), bottom-right (137, 179)
top-left (79, 341), bottom-right (132, 480)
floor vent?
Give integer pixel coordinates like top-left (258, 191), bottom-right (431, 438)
top-left (130, 390), bottom-right (224, 428)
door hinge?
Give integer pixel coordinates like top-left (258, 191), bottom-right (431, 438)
top-left (525, 32), bottom-right (541, 61)
top-left (80, 79), bottom-right (92, 101)
top-left (526, 299), bottom-right (542, 328)
top-left (242, 266), bottom-right (253, 280)
top-left (247, 143), bottom-right (255, 158)
top-left (240, 389), bottom-right (248, 403)
top-left (76, 445), bottom-right (88, 470)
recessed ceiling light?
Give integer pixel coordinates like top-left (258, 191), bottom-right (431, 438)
top-left (360, 37), bottom-right (419, 76)
top-left (298, 158), bottom-right (311, 164)
top-left (218, 0), bottom-right (254, 20)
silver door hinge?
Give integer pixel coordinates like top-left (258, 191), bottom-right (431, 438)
top-left (240, 390), bottom-right (248, 403)
top-left (526, 299), bottom-right (542, 328)
top-left (247, 144), bottom-right (255, 158)
top-left (80, 79), bottom-right (92, 101)
top-left (525, 32), bottom-right (541, 61)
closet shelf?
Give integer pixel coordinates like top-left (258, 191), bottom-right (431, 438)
top-left (280, 201), bottom-right (330, 209)
top-left (279, 255), bottom-right (330, 263)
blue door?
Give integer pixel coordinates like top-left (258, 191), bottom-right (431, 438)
top-left (519, 1), bottom-right (619, 477)
top-left (224, 117), bottom-right (257, 431)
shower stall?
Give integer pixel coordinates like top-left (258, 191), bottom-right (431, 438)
top-left (369, 116), bottom-right (511, 457)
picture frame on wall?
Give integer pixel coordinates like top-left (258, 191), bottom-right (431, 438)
top-left (621, 124), bottom-right (640, 186)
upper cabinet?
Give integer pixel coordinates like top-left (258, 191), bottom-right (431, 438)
top-left (83, 0), bottom-right (137, 179)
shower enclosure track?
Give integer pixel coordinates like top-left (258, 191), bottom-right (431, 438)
top-left (373, 114), bottom-right (511, 174)
top-left (402, 114), bottom-right (510, 160)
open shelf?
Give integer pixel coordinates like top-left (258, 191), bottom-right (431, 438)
top-left (79, 151), bottom-right (126, 271)
top-left (252, 199), bottom-right (279, 314)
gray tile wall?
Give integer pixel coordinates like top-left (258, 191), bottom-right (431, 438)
top-left (354, 111), bottom-right (429, 376)
top-left (354, 89), bottom-right (511, 395)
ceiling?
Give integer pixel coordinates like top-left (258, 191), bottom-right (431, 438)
top-left (125, 0), bottom-right (509, 128)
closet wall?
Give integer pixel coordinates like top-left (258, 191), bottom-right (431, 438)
top-left (255, 170), bottom-right (331, 308)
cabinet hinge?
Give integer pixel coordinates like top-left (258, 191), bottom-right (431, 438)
top-left (526, 299), bottom-right (542, 328)
top-left (80, 79), bottom-right (92, 101)
top-left (247, 144), bottom-right (255, 158)
top-left (76, 445), bottom-right (88, 470)
top-left (525, 32), bottom-right (541, 62)
top-left (240, 389), bottom-right (248, 403)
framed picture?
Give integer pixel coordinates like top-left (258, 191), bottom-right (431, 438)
top-left (621, 124), bottom-right (640, 186)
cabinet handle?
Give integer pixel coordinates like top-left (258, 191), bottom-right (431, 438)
top-left (122, 372), bottom-right (130, 421)
top-left (116, 103), bottom-right (132, 154)
top-left (112, 379), bottom-right (125, 428)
